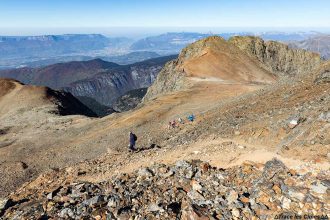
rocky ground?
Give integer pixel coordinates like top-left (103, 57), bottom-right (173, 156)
top-left (0, 37), bottom-right (329, 219)
top-left (1, 159), bottom-right (329, 219)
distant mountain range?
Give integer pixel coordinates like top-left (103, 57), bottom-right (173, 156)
top-left (129, 31), bottom-right (323, 54)
top-left (1, 31), bottom-right (327, 69)
top-left (289, 34), bottom-right (330, 59)
top-left (0, 56), bottom-right (177, 113)
top-left (130, 32), bottom-right (212, 53)
top-left (0, 34), bottom-right (129, 58)
top-left (0, 34), bottom-right (132, 68)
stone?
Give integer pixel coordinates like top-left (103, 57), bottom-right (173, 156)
top-left (0, 198), bottom-right (9, 213)
top-left (240, 196), bottom-right (249, 204)
top-left (287, 116), bottom-right (302, 129)
top-left (83, 195), bottom-right (104, 207)
top-left (288, 190), bottom-right (305, 201)
top-left (147, 203), bottom-right (165, 212)
top-left (282, 197), bottom-right (291, 209)
top-left (227, 190), bottom-right (238, 204)
top-left (311, 182), bottom-right (328, 194)
top-left (191, 180), bottom-right (203, 192)
top-left (231, 208), bottom-right (240, 218)
top-left (187, 190), bottom-right (205, 201)
top-left (107, 195), bottom-right (120, 208)
top-left (59, 208), bottom-right (75, 218)
top-left (263, 158), bottom-right (288, 179)
top-left (46, 192), bottom-right (53, 200)
top-left (234, 131), bottom-right (241, 136)
top-left (137, 168), bottom-right (154, 177)
top-left (2, 159), bottom-right (329, 219)
top-left (181, 205), bottom-right (209, 220)
top-left (272, 184), bottom-right (282, 194)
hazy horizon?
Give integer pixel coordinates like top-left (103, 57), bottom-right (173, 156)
top-left (1, 26), bottom-right (330, 38)
top-left (1, 0), bottom-right (330, 37)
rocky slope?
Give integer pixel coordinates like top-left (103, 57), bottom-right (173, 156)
top-left (1, 159), bottom-right (329, 219)
top-left (112, 88), bottom-right (148, 112)
top-left (0, 78), bottom-right (96, 118)
top-left (143, 36), bottom-right (276, 101)
top-left (0, 37), bottom-right (328, 219)
top-left (144, 36), bottom-right (322, 101)
top-left (229, 36), bottom-right (323, 77)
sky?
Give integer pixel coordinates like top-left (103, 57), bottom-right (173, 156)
top-left (0, 0), bottom-right (330, 36)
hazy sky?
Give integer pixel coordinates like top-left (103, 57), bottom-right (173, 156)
top-left (1, 0), bottom-right (330, 36)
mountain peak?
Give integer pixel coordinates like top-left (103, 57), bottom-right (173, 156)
top-left (0, 78), bottom-right (96, 117)
top-left (144, 36), bottom-right (323, 101)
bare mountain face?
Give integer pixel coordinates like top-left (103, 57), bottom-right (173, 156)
top-left (229, 36), bottom-right (322, 76)
top-left (289, 34), bottom-right (330, 60)
top-left (0, 59), bottom-right (120, 89)
top-left (0, 78), bottom-right (96, 118)
top-left (0, 56), bottom-right (177, 108)
top-left (1, 36), bottom-right (329, 218)
top-left (144, 36), bottom-right (322, 101)
top-left (63, 56), bottom-right (177, 106)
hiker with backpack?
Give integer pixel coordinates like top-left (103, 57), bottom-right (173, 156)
top-left (187, 114), bottom-right (195, 122)
top-left (129, 131), bottom-right (137, 151)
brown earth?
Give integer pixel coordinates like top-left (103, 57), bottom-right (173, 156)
top-left (0, 36), bottom-right (328, 201)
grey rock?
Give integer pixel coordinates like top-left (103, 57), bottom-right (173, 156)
top-left (311, 182), bottom-right (328, 194)
top-left (0, 198), bottom-right (9, 212)
top-left (59, 208), bottom-right (75, 218)
top-left (262, 158), bottom-right (288, 179)
top-left (137, 168), bottom-right (154, 177)
top-left (147, 203), bottom-right (165, 212)
top-left (82, 195), bottom-right (104, 207)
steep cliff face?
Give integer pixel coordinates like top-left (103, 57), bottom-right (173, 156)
top-left (228, 36), bottom-right (323, 77)
top-left (0, 56), bottom-right (176, 107)
top-left (142, 60), bottom-right (187, 101)
top-left (64, 60), bottom-right (167, 106)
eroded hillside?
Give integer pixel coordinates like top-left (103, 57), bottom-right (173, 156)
top-left (0, 36), bottom-right (329, 219)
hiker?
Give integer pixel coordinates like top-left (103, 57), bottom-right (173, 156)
top-left (178, 117), bottom-right (184, 124)
top-left (168, 121), bottom-right (172, 129)
top-left (129, 131), bottom-right (137, 151)
top-left (187, 114), bottom-right (195, 122)
top-left (171, 120), bottom-right (177, 128)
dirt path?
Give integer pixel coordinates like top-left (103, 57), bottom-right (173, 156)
top-left (76, 136), bottom-right (330, 184)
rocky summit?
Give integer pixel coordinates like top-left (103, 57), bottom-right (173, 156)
top-left (1, 159), bottom-right (329, 219)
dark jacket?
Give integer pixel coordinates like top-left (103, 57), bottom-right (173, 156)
top-left (130, 132), bottom-right (136, 145)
